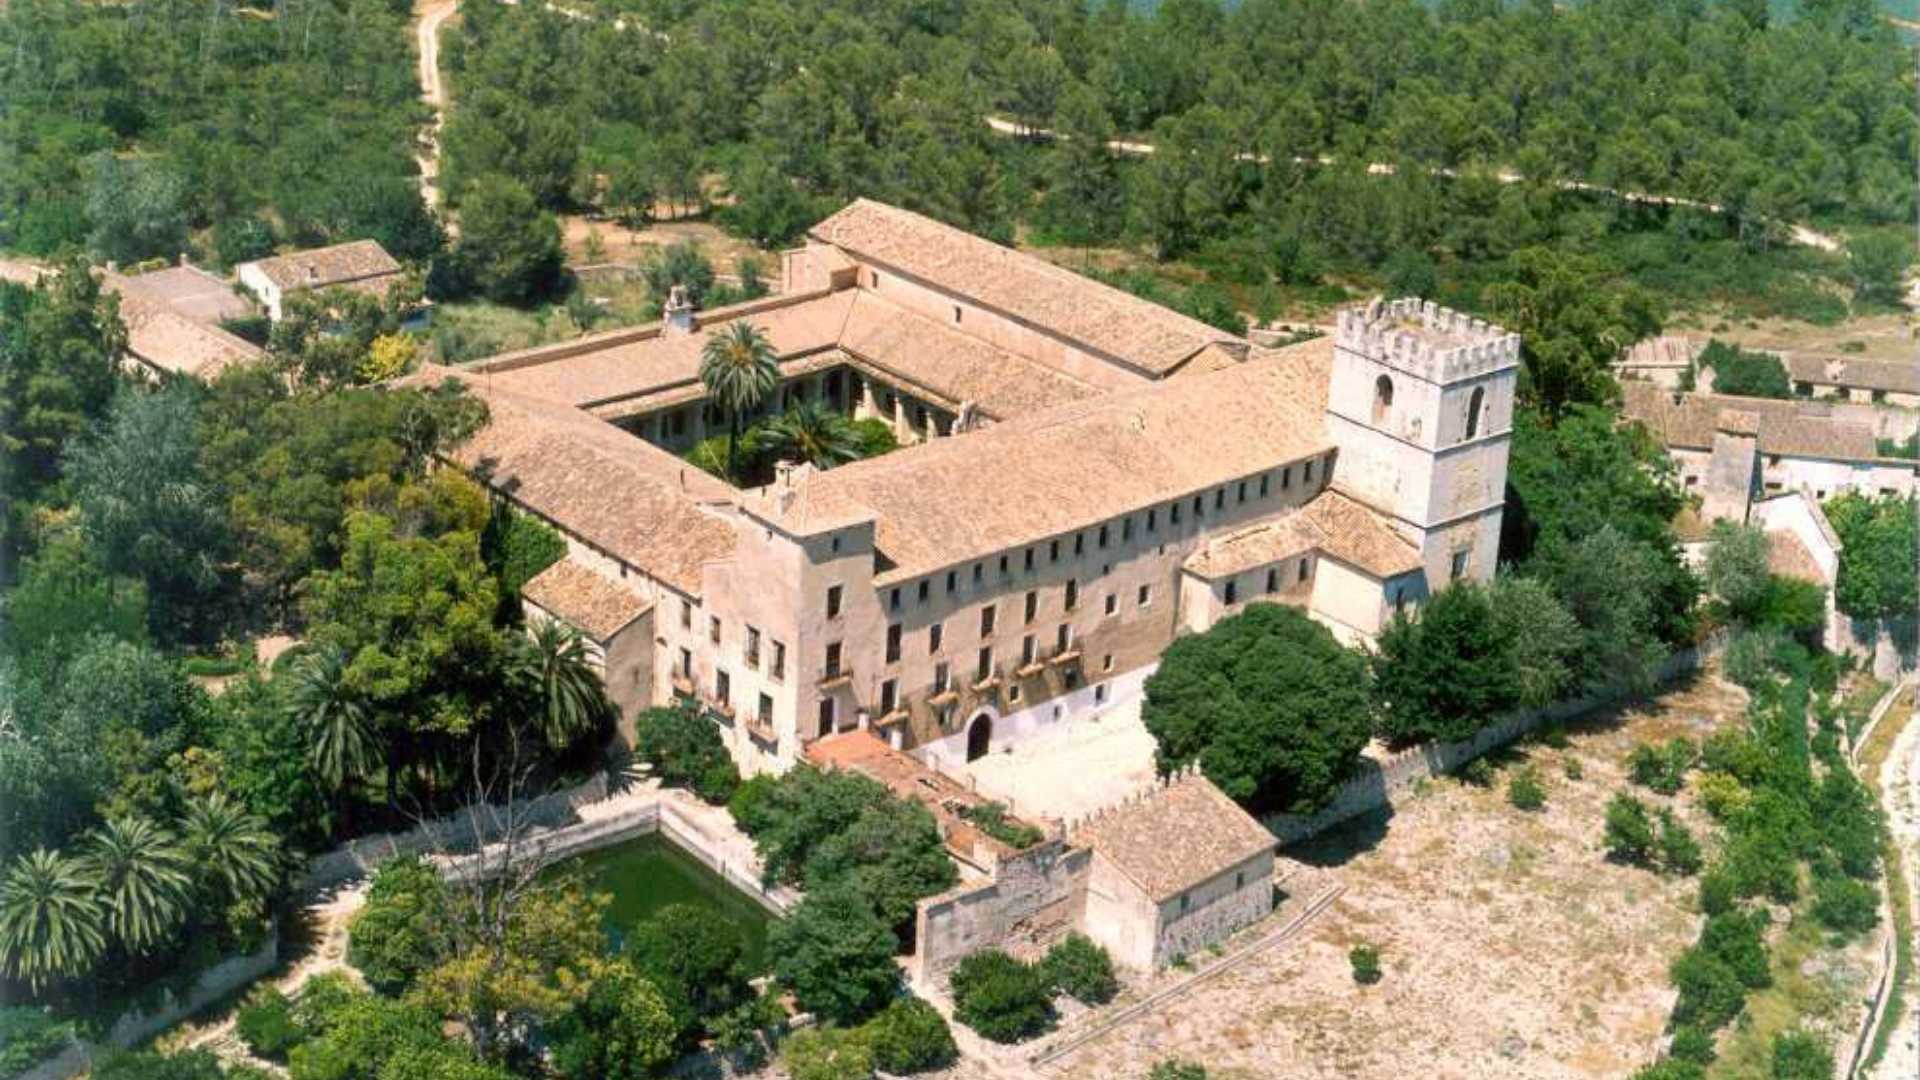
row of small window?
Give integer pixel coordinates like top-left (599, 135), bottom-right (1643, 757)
top-left (698, 667), bottom-right (775, 726)
top-left (680, 603), bottom-right (790, 680)
top-left (819, 460), bottom-right (1325, 620)
top-left (1221, 558), bottom-right (1312, 606)
top-left (877, 583), bottom-right (1151, 663)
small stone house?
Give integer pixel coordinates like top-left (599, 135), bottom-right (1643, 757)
top-left (237, 239), bottom-right (403, 321)
top-left (521, 559), bottom-right (654, 747)
top-left (1072, 771), bottom-right (1276, 970)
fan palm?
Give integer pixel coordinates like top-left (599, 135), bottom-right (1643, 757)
top-left (180, 794), bottom-right (281, 910)
top-left (698, 321), bottom-right (780, 483)
top-left (759, 401), bottom-right (863, 471)
top-left (82, 817), bottom-right (190, 955)
top-left (287, 645), bottom-right (377, 791)
top-left (0, 849), bottom-right (106, 990)
top-left (512, 619), bottom-right (611, 750)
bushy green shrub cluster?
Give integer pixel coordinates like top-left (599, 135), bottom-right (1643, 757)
top-left (1042, 933), bottom-right (1119, 1005)
top-left (1627, 738), bottom-right (1694, 794)
top-left (959, 801), bottom-right (1045, 850)
top-left (1507, 765), bottom-right (1547, 810)
top-left (0, 1006), bottom-right (74, 1073)
top-left (235, 986), bottom-right (302, 1060)
top-left (1349, 944), bottom-right (1383, 985)
top-left (631, 702), bottom-right (741, 804)
top-left (950, 949), bottom-right (1058, 1043)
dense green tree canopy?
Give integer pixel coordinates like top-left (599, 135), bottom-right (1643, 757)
top-left (1142, 603), bottom-right (1371, 815)
top-left (1824, 492), bottom-right (1916, 619)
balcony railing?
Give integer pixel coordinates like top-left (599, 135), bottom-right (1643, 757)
top-left (927, 688), bottom-right (959, 708)
top-left (817, 665), bottom-right (854, 690)
top-left (670, 671), bottom-right (696, 696)
top-left (874, 707), bottom-right (910, 728)
top-left (1015, 658), bottom-right (1046, 679)
top-left (1047, 647), bottom-right (1082, 667)
top-left (971, 668), bottom-right (1002, 692)
top-left (744, 713), bottom-right (776, 743)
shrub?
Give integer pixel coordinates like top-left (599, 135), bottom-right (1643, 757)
top-left (862, 996), bottom-right (957, 1074)
top-left (348, 856), bottom-right (451, 995)
top-left (236, 986), bottom-right (302, 1060)
top-left (1349, 944), bottom-right (1382, 985)
top-left (769, 883), bottom-right (902, 1025)
top-left (1563, 756), bottom-right (1585, 780)
top-left (1667, 1025), bottom-right (1715, 1065)
top-left (630, 702), bottom-right (740, 804)
top-left (1042, 933), bottom-right (1119, 1005)
top-left (1769, 1029), bottom-right (1833, 1080)
top-left (959, 801), bottom-right (1044, 850)
top-left (1459, 757), bottom-right (1495, 787)
top-left (1605, 794), bottom-right (1656, 864)
top-left (0, 1007), bottom-right (75, 1074)
top-left (1700, 910), bottom-right (1772, 990)
top-left (781, 1026), bottom-right (875, 1080)
top-left (91, 1051), bottom-right (226, 1080)
top-left (1631, 1061), bottom-right (1705, 1080)
top-left (1148, 1062), bottom-right (1209, 1080)
top-left (1698, 868), bottom-right (1737, 916)
top-left (950, 949), bottom-right (1057, 1043)
top-left (1695, 772), bottom-right (1750, 822)
top-left (1668, 949), bottom-right (1747, 1032)
top-left (624, 902), bottom-right (753, 1039)
top-left (1628, 739), bottom-right (1693, 794)
top-left (1657, 811), bottom-right (1703, 876)
top-left (1507, 765), bottom-right (1546, 810)
top-left (1811, 873), bottom-right (1879, 937)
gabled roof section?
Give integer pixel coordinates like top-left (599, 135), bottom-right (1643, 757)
top-left (749, 349), bottom-right (1335, 581)
top-left (103, 270), bottom-right (264, 379)
top-left (810, 199), bottom-right (1243, 376)
top-left (1620, 382), bottom-right (1880, 464)
top-left (1784, 353), bottom-right (1920, 396)
top-left (836, 291), bottom-right (1099, 419)
top-left (1184, 490), bottom-right (1422, 582)
top-left (522, 560), bottom-right (652, 641)
top-left (1071, 772), bottom-right (1275, 902)
top-left (245, 239), bottom-right (401, 291)
top-left (426, 369), bottom-right (737, 595)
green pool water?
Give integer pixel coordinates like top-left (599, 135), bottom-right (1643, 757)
top-left (549, 832), bottom-right (774, 970)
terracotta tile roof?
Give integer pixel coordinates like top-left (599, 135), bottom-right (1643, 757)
top-left (1784, 354), bottom-right (1920, 396)
top-left (1620, 382), bottom-right (1878, 463)
top-left (810, 200), bottom-right (1242, 376)
top-left (522, 559), bottom-right (652, 641)
top-left (124, 265), bottom-right (252, 325)
top-left (749, 350), bottom-right (1335, 583)
top-left (427, 369), bottom-right (738, 595)
top-left (1070, 772), bottom-right (1275, 902)
top-left (1185, 490), bottom-right (1423, 581)
top-left (245, 240), bottom-right (401, 292)
top-left (836, 292), bottom-right (1099, 419)
top-left (805, 729), bottom-right (1040, 860)
top-left (1765, 530), bottom-right (1827, 585)
top-left (102, 270), bottom-right (264, 379)
top-left (475, 291), bottom-right (854, 407)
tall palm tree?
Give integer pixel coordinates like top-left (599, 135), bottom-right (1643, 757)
top-left (82, 817), bottom-right (190, 955)
top-left (0, 849), bottom-right (106, 991)
top-left (180, 795), bottom-right (280, 911)
top-left (759, 401), bottom-right (863, 470)
top-left (286, 645), bottom-right (377, 791)
top-left (511, 620), bottom-right (611, 750)
top-left (698, 321), bottom-right (780, 483)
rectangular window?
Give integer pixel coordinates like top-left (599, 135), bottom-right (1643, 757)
top-left (826, 585), bottom-right (843, 619)
top-left (946, 571), bottom-right (958, 593)
top-left (1451, 549), bottom-right (1471, 580)
top-left (976, 647), bottom-right (993, 682)
top-left (1298, 557), bottom-right (1310, 583)
top-left (880, 679), bottom-right (898, 714)
top-left (1050, 539), bottom-right (1060, 563)
top-left (680, 600), bottom-right (692, 630)
top-left (1024, 590), bottom-right (1038, 624)
top-left (972, 562), bottom-right (983, 584)
top-left (1282, 466), bottom-right (1292, 489)
top-left (1148, 508), bottom-right (1157, 531)
top-left (889, 588), bottom-right (901, 612)
top-left (716, 668), bottom-right (730, 704)
top-left (824, 641), bottom-right (842, 677)
top-left (1266, 568), bottom-right (1279, 593)
top-left (1021, 635), bottom-right (1036, 665)
top-left (934, 662), bottom-right (950, 693)
top-left (758, 693), bottom-right (773, 727)
top-left (1095, 682), bottom-right (1109, 704)
top-left (1170, 501), bottom-right (1182, 525)
top-left (981, 605), bottom-right (996, 637)
top-left (1008, 684), bottom-right (1021, 703)
top-left (1122, 517), bottom-right (1133, 542)
top-left (1304, 459), bottom-right (1316, 484)
top-left (999, 555), bottom-right (1009, 575)
top-left (746, 626), bottom-right (761, 668)
top-left (709, 616), bottom-right (721, 645)
top-left (1138, 584), bottom-right (1151, 607)
top-left (1237, 481), bottom-right (1247, 504)
top-left (929, 622), bottom-right (944, 653)
top-left (1104, 593), bottom-right (1117, 616)
top-left (918, 580), bottom-right (930, 603)
top-left (1225, 580), bottom-right (1239, 605)
top-left (886, 623), bottom-right (902, 664)
top-left (1074, 534), bottom-right (1085, 556)
top-left (818, 697), bottom-right (835, 736)
top-left (772, 641), bottom-right (786, 680)
top-left (1056, 623), bottom-right (1072, 652)
top-left (1098, 524), bottom-right (1109, 549)
top-left (1024, 548), bottom-right (1035, 571)
top-left (1215, 488), bottom-right (1225, 510)
top-left (1193, 495), bottom-right (1203, 518)
top-left (1065, 579), bottom-right (1078, 611)
top-left (1259, 474), bottom-right (1270, 497)
top-left (679, 647), bottom-right (692, 677)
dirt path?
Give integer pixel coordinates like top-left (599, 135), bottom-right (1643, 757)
top-left (1868, 690), bottom-right (1920, 1080)
top-left (414, 0), bottom-right (458, 215)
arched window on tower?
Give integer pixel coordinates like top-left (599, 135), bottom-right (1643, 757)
top-left (1372, 375), bottom-right (1394, 425)
top-left (1465, 386), bottom-right (1485, 440)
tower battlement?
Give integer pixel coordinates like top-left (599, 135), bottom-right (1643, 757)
top-left (1335, 298), bottom-right (1520, 384)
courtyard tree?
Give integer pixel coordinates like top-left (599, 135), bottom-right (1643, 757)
top-left (623, 902), bottom-right (754, 1040)
top-left (1482, 246), bottom-right (1662, 415)
top-left (506, 620), bottom-right (611, 752)
top-left (286, 645), bottom-right (377, 797)
top-left (760, 402), bottom-right (864, 471)
top-left (348, 856), bottom-right (451, 996)
top-left (179, 794), bottom-right (280, 915)
top-left (0, 848), bottom-right (107, 990)
top-left (768, 882), bottom-right (900, 1025)
top-left (548, 962), bottom-right (678, 1080)
top-left (949, 948), bottom-right (1056, 1043)
top-left (630, 702), bottom-right (740, 803)
top-left (699, 321), bottom-right (781, 484)
top-left (1142, 603), bottom-right (1372, 815)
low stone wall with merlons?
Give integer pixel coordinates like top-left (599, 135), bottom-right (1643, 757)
top-left (912, 839), bottom-right (1091, 988)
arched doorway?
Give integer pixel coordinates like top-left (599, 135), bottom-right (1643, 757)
top-left (966, 714), bottom-right (993, 762)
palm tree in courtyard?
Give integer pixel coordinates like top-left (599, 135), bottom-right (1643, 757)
top-left (698, 320), bottom-right (780, 483)
top-left (510, 619), bottom-right (611, 750)
top-left (287, 645), bottom-right (377, 792)
top-left (82, 817), bottom-right (190, 955)
top-left (0, 849), bottom-right (106, 990)
top-left (180, 794), bottom-right (280, 912)
top-left (760, 401), bottom-right (863, 470)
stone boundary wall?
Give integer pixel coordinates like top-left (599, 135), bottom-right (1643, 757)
top-left (8, 933), bottom-right (279, 1080)
top-left (300, 774), bottom-right (608, 895)
top-left (1265, 644), bottom-right (1709, 845)
top-left (912, 840), bottom-right (1091, 987)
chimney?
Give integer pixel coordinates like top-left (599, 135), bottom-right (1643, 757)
top-left (178, 252), bottom-right (190, 267)
top-left (663, 284), bottom-right (695, 335)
